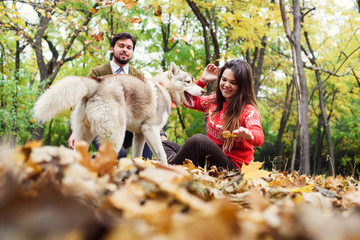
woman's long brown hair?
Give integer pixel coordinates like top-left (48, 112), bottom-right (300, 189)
top-left (211, 59), bottom-right (258, 152)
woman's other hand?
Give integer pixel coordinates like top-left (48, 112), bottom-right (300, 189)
top-left (232, 127), bottom-right (254, 140)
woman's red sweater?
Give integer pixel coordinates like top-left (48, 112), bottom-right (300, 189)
top-left (185, 80), bottom-right (264, 168)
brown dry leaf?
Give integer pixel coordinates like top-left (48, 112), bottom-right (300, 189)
top-left (302, 192), bottom-right (333, 210)
top-left (93, 141), bottom-right (118, 176)
top-left (30, 146), bottom-right (81, 165)
top-left (154, 5), bottom-right (162, 16)
top-left (342, 186), bottom-right (360, 209)
top-left (19, 140), bottom-right (43, 162)
top-left (241, 161), bottom-right (271, 179)
top-left (106, 181), bottom-right (146, 217)
top-left (130, 16), bottom-right (141, 24)
top-left (122, 0), bottom-right (137, 9)
top-left (173, 34), bottom-right (188, 43)
top-left (12, 141), bottom-right (44, 175)
top-left (281, 176), bottom-right (296, 188)
top-left (75, 141), bottom-right (93, 170)
top-left (89, 7), bottom-right (99, 14)
top-left (169, 37), bottom-right (174, 43)
top-left (24, 140), bottom-right (43, 149)
top-left (4, 142), bottom-right (360, 240)
top-left (139, 166), bottom-right (211, 211)
top-left (104, 1), bottom-right (113, 7)
top-left (90, 32), bottom-right (104, 42)
top-left (184, 159), bottom-right (197, 170)
top-left (325, 175), bottom-right (344, 190)
top-left (269, 176), bottom-right (285, 187)
top-left (293, 174), bottom-right (308, 187)
top-left (166, 200), bottom-right (240, 240)
top-left (139, 164), bottom-right (190, 185)
top-left (248, 190), bottom-right (271, 212)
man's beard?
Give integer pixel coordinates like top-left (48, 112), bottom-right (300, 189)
top-left (114, 55), bottom-right (130, 65)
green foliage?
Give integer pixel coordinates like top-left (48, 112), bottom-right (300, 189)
top-left (166, 105), bottom-right (205, 145)
top-left (333, 98), bottom-right (360, 175)
top-left (43, 115), bottom-right (71, 147)
top-left (0, 73), bottom-right (42, 145)
top-left (254, 102), bottom-right (280, 169)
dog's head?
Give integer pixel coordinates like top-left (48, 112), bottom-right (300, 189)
top-left (167, 62), bottom-right (205, 107)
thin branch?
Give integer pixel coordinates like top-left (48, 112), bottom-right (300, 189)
top-left (303, 64), bottom-right (353, 77)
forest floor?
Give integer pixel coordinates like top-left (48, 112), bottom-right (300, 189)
top-left (0, 141), bottom-right (360, 240)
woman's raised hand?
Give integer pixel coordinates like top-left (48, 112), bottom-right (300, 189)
top-left (200, 64), bottom-right (219, 83)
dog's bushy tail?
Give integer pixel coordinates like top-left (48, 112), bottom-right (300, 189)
top-left (33, 76), bottom-right (98, 123)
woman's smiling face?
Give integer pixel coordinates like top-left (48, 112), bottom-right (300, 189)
top-left (219, 68), bottom-right (238, 102)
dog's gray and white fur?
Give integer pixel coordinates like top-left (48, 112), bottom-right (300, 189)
top-left (33, 62), bottom-right (205, 164)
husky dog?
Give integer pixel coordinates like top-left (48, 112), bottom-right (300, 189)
top-left (33, 62), bottom-right (205, 164)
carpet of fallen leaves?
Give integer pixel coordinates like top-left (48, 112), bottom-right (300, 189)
top-left (1, 141), bottom-right (360, 240)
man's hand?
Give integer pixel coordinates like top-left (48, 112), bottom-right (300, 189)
top-left (232, 127), bottom-right (254, 140)
top-left (199, 64), bottom-right (219, 84)
top-left (68, 133), bottom-right (75, 149)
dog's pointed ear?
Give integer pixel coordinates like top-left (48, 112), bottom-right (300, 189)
top-left (170, 62), bottom-right (179, 75)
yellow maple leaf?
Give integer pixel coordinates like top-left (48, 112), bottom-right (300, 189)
top-left (184, 159), bottom-right (197, 170)
top-left (241, 161), bottom-right (270, 179)
top-left (289, 183), bottom-right (315, 193)
top-left (221, 130), bottom-right (236, 138)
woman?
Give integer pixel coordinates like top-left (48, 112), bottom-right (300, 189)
top-left (163, 59), bottom-right (264, 170)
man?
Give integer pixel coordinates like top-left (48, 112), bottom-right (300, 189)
top-left (68, 32), bottom-right (152, 159)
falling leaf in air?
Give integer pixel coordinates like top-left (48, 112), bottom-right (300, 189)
top-left (190, 49), bottom-right (195, 58)
top-left (173, 34), bottom-right (188, 43)
top-left (154, 5), bottom-right (162, 17)
top-left (104, 1), bottom-right (113, 7)
top-left (89, 8), bottom-right (99, 15)
top-left (130, 16), bottom-right (141, 24)
top-left (91, 32), bottom-right (104, 42)
top-left (122, 0), bottom-right (137, 9)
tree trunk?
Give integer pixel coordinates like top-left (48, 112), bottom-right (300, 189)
top-left (29, 2), bottom-right (98, 141)
top-left (276, 78), bottom-right (295, 158)
top-left (46, 119), bottom-right (53, 145)
top-left (303, 31), bottom-right (336, 175)
top-left (316, 70), bottom-right (335, 175)
top-left (253, 36), bottom-right (267, 97)
top-left (290, 122), bottom-right (298, 172)
top-left (280, 0), bottom-right (311, 175)
top-left (186, 0), bottom-right (211, 65)
top-left (186, 0), bottom-right (221, 134)
top-left (312, 115), bottom-right (322, 175)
